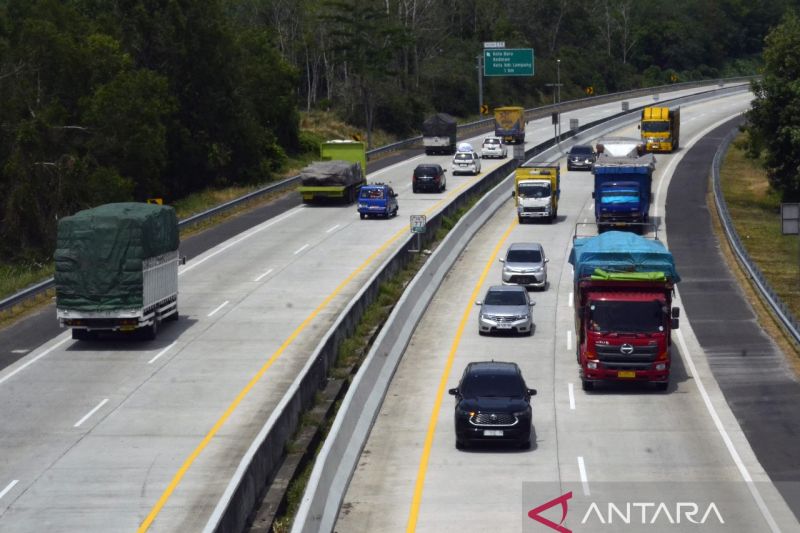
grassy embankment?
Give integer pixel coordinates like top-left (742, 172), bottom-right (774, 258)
top-left (719, 133), bottom-right (800, 348)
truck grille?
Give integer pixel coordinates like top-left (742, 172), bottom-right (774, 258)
top-left (597, 344), bottom-right (658, 364)
top-left (470, 413), bottom-right (517, 426)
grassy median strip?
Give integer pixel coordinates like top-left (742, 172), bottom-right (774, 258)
top-left (720, 133), bottom-right (800, 346)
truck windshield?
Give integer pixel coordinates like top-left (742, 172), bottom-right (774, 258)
top-left (589, 300), bottom-right (664, 333)
top-left (642, 121), bottom-right (669, 132)
top-left (600, 188), bottom-right (639, 204)
top-left (518, 184), bottom-right (550, 198)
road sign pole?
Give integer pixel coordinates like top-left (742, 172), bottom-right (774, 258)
top-left (477, 54), bottom-right (483, 116)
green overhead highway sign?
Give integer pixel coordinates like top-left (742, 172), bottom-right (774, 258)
top-left (484, 48), bottom-right (534, 77)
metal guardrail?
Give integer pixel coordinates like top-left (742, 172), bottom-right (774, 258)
top-left (0, 77), bottom-right (757, 316)
top-left (712, 122), bottom-right (800, 345)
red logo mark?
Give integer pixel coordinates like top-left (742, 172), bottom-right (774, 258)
top-left (528, 491), bottom-right (573, 533)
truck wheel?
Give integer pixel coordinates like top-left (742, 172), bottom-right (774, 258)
top-left (518, 215), bottom-right (524, 224)
top-left (72, 329), bottom-right (96, 341)
top-left (581, 380), bottom-right (594, 391)
top-left (165, 308), bottom-right (179, 322)
top-left (655, 382), bottom-right (669, 392)
top-left (142, 319), bottom-right (158, 341)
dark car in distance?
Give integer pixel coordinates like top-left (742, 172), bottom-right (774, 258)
top-left (412, 164), bottom-right (447, 193)
top-left (449, 361), bottom-right (537, 449)
top-left (567, 144), bottom-right (596, 171)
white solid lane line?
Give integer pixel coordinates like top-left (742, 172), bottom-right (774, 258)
top-left (74, 398), bottom-right (109, 428)
top-left (568, 383), bottom-right (576, 410)
top-left (254, 268), bottom-right (274, 282)
top-left (0, 337), bottom-right (70, 388)
top-left (578, 456), bottom-right (591, 496)
top-left (10, 349), bottom-right (28, 354)
top-left (207, 301), bottom-right (229, 317)
top-left (148, 341), bottom-right (177, 365)
top-left (0, 480), bottom-right (18, 500)
top-left (326, 224), bottom-right (340, 233)
top-left (294, 243), bottom-right (310, 255)
top-left (676, 327), bottom-right (780, 532)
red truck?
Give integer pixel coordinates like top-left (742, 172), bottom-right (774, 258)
top-left (568, 231), bottom-right (681, 391)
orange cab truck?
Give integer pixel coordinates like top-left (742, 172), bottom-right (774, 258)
top-left (640, 106), bottom-right (680, 152)
top-left (568, 231), bottom-right (681, 391)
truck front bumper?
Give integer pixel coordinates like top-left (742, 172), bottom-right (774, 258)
top-left (519, 207), bottom-right (552, 219)
top-left (581, 362), bottom-right (669, 383)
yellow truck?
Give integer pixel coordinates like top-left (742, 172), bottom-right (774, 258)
top-left (513, 164), bottom-right (560, 224)
top-left (494, 106), bottom-right (525, 145)
top-left (298, 140), bottom-right (367, 204)
top-left (639, 107), bottom-right (680, 152)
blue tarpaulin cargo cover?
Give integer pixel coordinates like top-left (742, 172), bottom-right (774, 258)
top-left (569, 231), bottom-right (680, 282)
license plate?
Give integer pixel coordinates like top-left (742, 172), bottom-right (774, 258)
top-left (496, 323), bottom-right (513, 329)
top-left (484, 430), bottom-right (503, 437)
top-left (618, 370), bottom-right (636, 378)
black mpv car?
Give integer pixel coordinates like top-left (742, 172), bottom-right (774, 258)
top-left (412, 164), bottom-right (447, 193)
top-left (448, 361), bottom-right (537, 449)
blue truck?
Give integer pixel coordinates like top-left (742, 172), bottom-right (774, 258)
top-left (592, 154), bottom-right (655, 231)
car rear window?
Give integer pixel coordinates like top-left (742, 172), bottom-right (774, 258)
top-left (507, 249), bottom-right (542, 263)
top-left (360, 188), bottom-right (385, 199)
top-left (454, 153), bottom-right (473, 161)
top-left (414, 166), bottom-right (439, 177)
top-left (484, 139), bottom-right (500, 145)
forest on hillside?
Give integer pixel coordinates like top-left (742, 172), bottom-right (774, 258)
top-left (0, 0), bottom-right (795, 261)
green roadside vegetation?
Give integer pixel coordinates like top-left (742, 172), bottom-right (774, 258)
top-left (720, 133), bottom-right (800, 337)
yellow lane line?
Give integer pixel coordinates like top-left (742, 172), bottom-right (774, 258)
top-left (406, 215), bottom-right (518, 532)
top-left (139, 173), bottom-right (487, 531)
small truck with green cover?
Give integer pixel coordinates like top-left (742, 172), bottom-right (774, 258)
top-left (55, 202), bottom-right (181, 340)
top-left (298, 140), bottom-right (367, 204)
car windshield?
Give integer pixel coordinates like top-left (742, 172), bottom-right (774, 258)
top-left (518, 184), bottom-right (550, 198)
top-left (589, 300), bottom-right (664, 333)
top-left (600, 188), bottom-right (639, 204)
top-left (506, 249), bottom-right (542, 263)
top-left (570, 146), bottom-right (592, 155)
top-left (484, 290), bottom-right (527, 306)
top-left (360, 188), bottom-right (385, 199)
top-left (642, 121), bottom-right (670, 132)
top-left (455, 153), bottom-right (473, 161)
top-left (461, 372), bottom-right (524, 398)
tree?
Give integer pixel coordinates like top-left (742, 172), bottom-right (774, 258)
top-left (746, 11), bottom-right (800, 201)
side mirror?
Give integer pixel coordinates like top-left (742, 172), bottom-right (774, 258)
top-left (530, 301), bottom-right (536, 306)
top-left (671, 318), bottom-right (680, 330)
top-left (475, 301), bottom-right (482, 306)
top-left (499, 258), bottom-right (505, 263)
top-left (637, 124), bottom-right (641, 130)
top-left (528, 389), bottom-right (538, 396)
top-left (443, 169), bottom-right (447, 173)
top-left (448, 388), bottom-right (459, 396)
top-left (511, 190), bottom-right (516, 198)
top-left (671, 307), bottom-right (680, 318)
top-left (544, 258), bottom-right (549, 263)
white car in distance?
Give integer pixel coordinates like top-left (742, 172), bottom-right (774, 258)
top-left (481, 136), bottom-right (508, 159)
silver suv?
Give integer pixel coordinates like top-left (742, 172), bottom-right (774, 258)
top-left (476, 285), bottom-right (535, 335)
top-left (481, 136), bottom-right (508, 159)
top-left (452, 151), bottom-right (482, 175)
top-left (500, 242), bottom-right (548, 290)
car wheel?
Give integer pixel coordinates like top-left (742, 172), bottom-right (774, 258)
top-left (519, 435), bottom-right (531, 450)
top-left (581, 379), bottom-right (594, 391)
top-left (412, 185), bottom-right (418, 193)
top-left (359, 213), bottom-right (366, 220)
top-left (456, 438), bottom-right (467, 450)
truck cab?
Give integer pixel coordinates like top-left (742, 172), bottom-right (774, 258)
top-left (592, 155), bottom-right (654, 231)
top-left (640, 107), bottom-right (680, 153)
top-left (513, 165), bottom-right (560, 224)
top-left (357, 183), bottom-right (399, 219)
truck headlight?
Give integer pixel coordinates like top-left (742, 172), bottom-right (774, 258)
top-left (655, 363), bottom-right (667, 371)
top-left (587, 362), bottom-right (598, 369)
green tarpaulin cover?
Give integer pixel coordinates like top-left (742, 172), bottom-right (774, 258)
top-left (54, 203), bottom-right (179, 311)
top-left (590, 268), bottom-right (666, 281)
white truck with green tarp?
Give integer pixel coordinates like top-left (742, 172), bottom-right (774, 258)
top-left (55, 202), bottom-right (181, 340)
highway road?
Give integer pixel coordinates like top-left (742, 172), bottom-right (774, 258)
top-left (0, 84), bottom-right (748, 532)
top-left (334, 92), bottom-right (800, 532)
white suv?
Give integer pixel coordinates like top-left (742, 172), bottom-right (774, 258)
top-left (481, 136), bottom-right (508, 159)
top-left (452, 151), bottom-right (481, 175)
